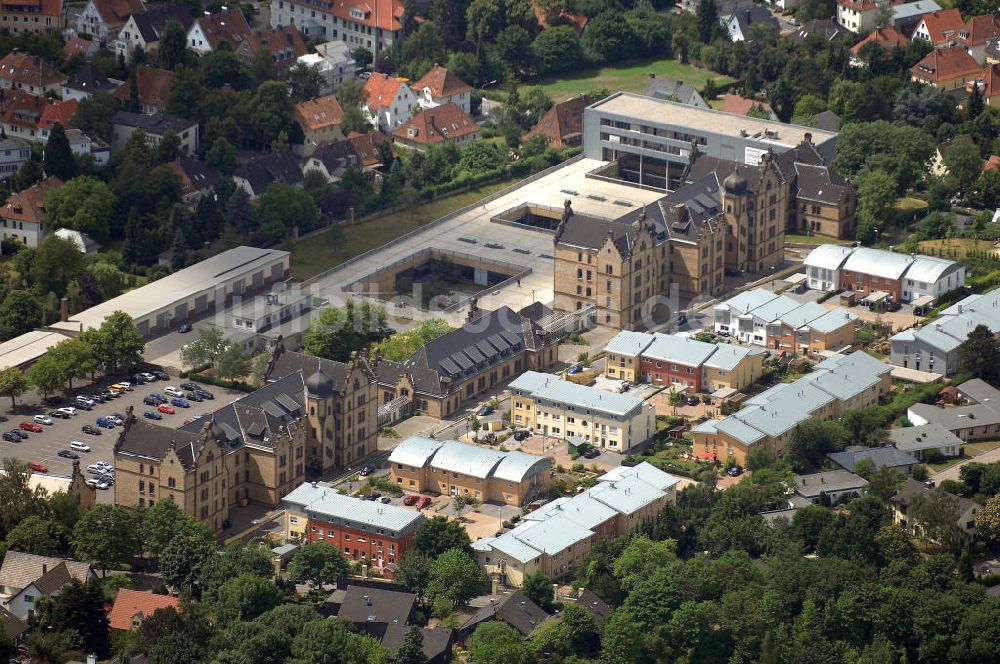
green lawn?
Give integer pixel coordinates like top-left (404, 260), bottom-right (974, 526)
top-left (290, 180), bottom-right (513, 281)
top-left (527, 57), bottom-right (733, 101)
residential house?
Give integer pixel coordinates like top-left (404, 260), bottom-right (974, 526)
top-left (789, 18), bottom-right (850, 46)
top-left (458, 592), bottom-right (551, 640)
top-left (0, 551), bottom-right (94, 619)
top-left (115, 2), bottom-right (193, 63)
top-left (767, 300), bottom-right (858, 355)
top-left (892, 478), bottom-right (979, 543)
top-left (111, 111), bottom-right (198, 154)
top-left (804, 244), bottom-right (965, 303)
top-left (301, 135), bottom-right (370, 183)
top-left (37, 98), bottom-right (77, 142)
top-left (331, 585), bottom-right (417, 630)
top-left (108, 589), bottom-right (180, 631)
top-left (0, 136), bottom-right (30, 181)
top-left (827, 445), bottom-right (919, 473)
top-left (602, 330), bottom-right (656, 384)
top-left (374, 304), bottom-right (559, 419)
top-left (908, 378), bottom-right (1000, 441)
top-left (294, 93), bottom-right (345, 151)
top-left (523, 94), bottom-right (588, 149)
top-left (412, 64), bottom-right (472, 114)
top-left (389, 437), bottom-right (552, 505)
top-left (0, 52), bottom-right (67, 96)
top-left (362, 72), bottom-right (415, 132)
top-left (700, 343), bottom-right (767, 392)
top-left (268, 0), bottom-right (407, 61)
top-left (65, 127), bottom-right (109, 165)
top-left (233, 151), bottom-right (304, 198)
top-left (643, 77), bottom-right (708, 108)
top-left (62, 62), bottom-right (118, 101)
top-left (283, 484), bottom-right (425, 576)
top-left (0, 0), bottom-right (65, 35)
top-left (849, 27), bottom-right (910, 67)
top-left (76, 0), bottom-right (144, 42)
top-left (63, 36), bottom-right (99, 59)
top-left (891, 0), bottom-right (942, 35)
top-left (113, 65), bottom-right (173, 113)
top-left (0, 606), bottom-right (28, 647)
top-left (54, 228), bottom-right (100, 254)
top-left (794, 470), bottom-right (869, 504)
top-left (187, 6), bottom-right (255, 56)
top-left (380, 624), bottom-right (454, 664)
top-left (717, 93), bottom-right (779, 120)
top-left (911, 46), bottom-right (982, 89)
top-left (713, 288), bottom-right (784, 337)
top-left (298, 40), bottom-right (356, 94)
top-left (0, 176), bottom-right (62, 248)
top-left (837, 0), bottom-right (878, 32)
top-left (723, 7), bottom-right (779, 41)
top-left (238, 24), bottom-right (308, 73)
top-left (886, 422), bottom-right (964, 459)
top-left (951, 13), bottom-right (1000, 64)
top-left (392, 101), bottom-right (479, 151)
top-left (911, 7), bottom-right (965, 46)
top-left (640, 333), bottom-right (718, 392)
top-left (509, 371), bottom-right (655, 452)
top-left (161, 157), bottom-right (218, 205)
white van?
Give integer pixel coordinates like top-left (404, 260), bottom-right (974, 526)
top-left (70, 441), bottom-right (91, 452)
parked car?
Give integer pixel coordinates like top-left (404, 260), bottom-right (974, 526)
top-left (726, 466), bottom-right (744, 477)
top-left (359, 467), bottom-right (372, 477)
top-left (152, 371), bottom-right (169, 380)
top-left (144, 410), bottom-right (163, 420)
top-left (2, 432), bottom-right (20, 442)
top-left (171, 397), bottom-right (190, 408)
top-left (86, 478), bottom-right (110, 490)
top-left (379, 496), bottom-right (391, 504)
top-left (142, 373), bottom-right (158, 382)
top-left (93, 461), bottom-right (113, 471)
top-left (95, 417), bottom-right (116, 429)
top-left (109, 414), bottom-right (124, 425)
top-left (70, 441), bottom-right (91, 452)
top-left (178, 323), bottom-right (192, 333)
top-left (195, 389), bottom-right (214, 400)
top-left (5, 429), bottom-right (23, 440)
top-left (685, 395), bottom-right (700, 406)
top-left (86, 464), bottom-right (105, 474)
top-left (33, 415), bottom-right (52, 426)
top-left (416, 496), bottom-right (432, 509)
top-left (74, 399), bottom-right (93, 411)
top-left (164, 386), bottom-right (183, 397)
top-left (157, 404), bottom-right (175, 414)
top-left (367, 492), bottom-right (382, 501)
top-left (81, 425), bottom-right (101, 435)
top-left (19, 421), bottom-right (42, 433)
top-left (513, 430), bottom-right (530, 441)
top-left (143, 396), bottom-right (160, 406)
top-left (476, 405), bottom-right (493, 417)
top-left (185, 392), bottom-right (203, 402)
top-left (567, 363), bottom-right (582, 375)
top-left (403, 495), bottom-right (419, 506)
top-left (111, 382), bottom-right (131, 391)
top-left (131, 374), bottom-right (147, 384)
top-left (180, 382), bottom-right (198, 392)
top-left (148, 393), bottom-right (167, 404)
top-left (57, 450), bottom-right (79, 459)
top-left (57, 407), bottom-right (77, 417)
top-left (98, 390), bottom-right (116, 401)
top-left (29, 461), bottom-right (48, 473)
top-left (582, 447), bottom-right (601, 459)
top-left (49, 410), bottom-right (69, 419)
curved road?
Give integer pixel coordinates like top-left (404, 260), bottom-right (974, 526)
top-left (932, 446), bottom-right (1000, 482)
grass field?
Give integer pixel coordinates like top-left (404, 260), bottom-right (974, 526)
top-left (290, 180), bottom-right (513, 280)
top-left (528, 57), bottom-right (733, 101)
top-left (918, 238), bottom-right (1000, 257)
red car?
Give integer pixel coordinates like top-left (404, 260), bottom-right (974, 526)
top-left (29, 461), bottom-right (48, 473)
top-left (403, 495), bottom-right (419, 506)
top-left (416, 496), bottom-right (432, 509)
top-left (19, 421), bottom-right (42, 433)
top-left (157, 404), bottom-right (175, 414)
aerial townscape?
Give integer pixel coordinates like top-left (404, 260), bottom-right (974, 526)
top-left (6, 0), bottom-right (1000, 662)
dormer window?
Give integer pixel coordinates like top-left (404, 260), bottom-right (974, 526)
top-left (350, 8), bottom-right (365, 19)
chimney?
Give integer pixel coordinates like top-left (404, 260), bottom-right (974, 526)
top-left (364, 594), bottom-right (371, 605)
top-left (803, 132), bottom-right (812, 144)
top-left (562, 198), bottom-right (573, 223)
top-left (821, 476), bottom-right (825, 484)
top-left (42, 563), bottom-right (48, 573)
top-left (671, 203), bottom-right (688, 225)
top-left (958, 304), bottom-right (963, 314)
top-left (59, 297), bottom-right (69, 322)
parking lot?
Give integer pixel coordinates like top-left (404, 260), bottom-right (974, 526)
top-left (0, 375), bottom-right (246, 503)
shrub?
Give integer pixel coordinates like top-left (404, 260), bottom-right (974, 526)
top-left (922, 448), bottom-right (946, 464)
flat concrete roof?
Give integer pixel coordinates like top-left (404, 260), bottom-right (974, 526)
top-left (0, 329), bottom-right (73, 368)
top-left (588, 93), bottom-right (837, 149)
top-left (51, 246), bottom-right (289, 333)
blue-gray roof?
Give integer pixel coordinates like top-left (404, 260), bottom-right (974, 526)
top-left (388, 436), bottom-right (443, 467)
top-left (794, 470), bottom-right (869, 499)
top-left (603, 330), bottom-right (654, 357)
top-left (430, 440), bottom-right (506, 479)
top-left (745, 295), bottom-right (801, 323)
top-left (703, 343), bottom-right (763, 371)
top-left (493, 451), bottom-right (552, 483)
top-left (827, 446), bottom-right (918, 472)
top-left (597, 461), bottom-right (681, 491)
top-left (715, 414), bottom-right (767, 445)
top-left (511, 371), bottom-right (645, 417)
top-left (716, 288), bottom-right (778, 315)
top-left (587, 475), bottom-right (666, 514)
top-left (642, 333), bottom-right (718, 366)
top-left (282, 483), bottom-right (425, 535)
top-left (805, 308), bottom-right (858, 334)
top-left (776, 302), bottom-right (828, 328)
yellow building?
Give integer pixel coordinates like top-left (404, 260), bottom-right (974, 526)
top-left (701, 344), bottom-right (767, 393)
top-left (509, 371), bottom-right (655, 452)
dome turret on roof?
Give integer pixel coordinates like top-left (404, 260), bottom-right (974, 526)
top-left (306, 367), bottom-right (334, 397)
top-left (723, 170), bottom-right (747, 195)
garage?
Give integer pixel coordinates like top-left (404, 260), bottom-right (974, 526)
top-left (271, 264), bottom-right (283, 281)
top-left (174, 303), bottom-right (188, 321)
top-left (195, 294), bottom-right (208, 313)
top-left (155, 312), bottom-right (169, 331)
top-left (252, 271), bottom-right (264, 289)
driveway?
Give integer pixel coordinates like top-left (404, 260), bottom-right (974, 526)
top-left (932, 445), bottom-right (1000, 482)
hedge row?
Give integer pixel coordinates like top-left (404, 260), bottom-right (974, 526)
top-left (188, 372), bottom-right (257, 393)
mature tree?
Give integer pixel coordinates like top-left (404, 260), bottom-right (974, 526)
top-left (32, 234), bottom-right (84, 297)
top-left (287, 541), bottom-right (350, 587)
top-left (873, 0), bottom-right (894, 28)
top-left (213, 574), bottom-right (284, 624)
top-left (199, 543), bottom-right (274, 595)
top-left (522, 570), bottom-right (555, 611)
top-left (159, 526), bottom-right (220, 589)
top-left (0, 290), bottom-right (42, 338)
top-left (290, 617), bottom-right (387, 662)
top-left (531, 602), bottom-right (599, 660)
top-left (841, 406), bottom-right (890, 446)
top-left (976, 494), bottom-right (1000, 541)
top-left (141, 497), bottom-right (189, 558)
top-left (6, 514), bottom-right (63, 555)
top-left (612, 535), bottom-right (678, 592)
top-left (215, 343), bottom-right (253, 380)
top-left (249, 81), bottom-right (295, 149)
top-left (790, 505), bottom-right (834, 552)
top-left (909, 490), bottom-right (964, 553)
top-left (303, 300), bottom-right (385, 362)
top-left (875, 522), bottom-right (918, 564)
top-left (796, 0), bottom-right (837, 21)
top-left (495, 25), bottom-right (535, 75)
top-left (395, 626), bottom-right (427, 664)
top-left (790, 94), bottom-right (828, 126)
top-left (72, 504), bottom-right (141, 572)
top-left (287, 62), bottom-right (323, 102)
top-left (787, 419), bottom-right (848, 472)
top-left (833, 121), bottom-right (935, 192)
top-left (582, 12), bottom-right (636, 64)
top-left (84, 311), bottom-right (145, 374)
top-left (28, 353), bottom-right (66, 399)
top-left (467, 621), bottom-right (533, 664)
top-left (43, 123), bottom-right (79, 180)
top-left (958, 324), bottom-right (1000, 382)
top-left (857, 169), bottom-right (898, 242)
top-left (428, 0), bottom-right (465, 45)
top-left (88, 261), bottom-right (126, 300)
top-left (27, 629), bottom-right (84, 664)
top-left (394, 552), bottom-right (433, 598)
top-left (226, 187), bottom-right (254, 234)
top-left (412, 515), bottom-right (473, 557)
top-left (159, 20), bottom-right (188, 70)
top-left (49, 337), bottom-right (96, 388)
top-left (44, 176), bottom-right (117, 243)
top-left (0, 365), bottom-right (29, 408)
top-left (71, 91), bottom-right (118, 142)
top-left (532, 25), bottom-right (584, 74)
top-left (255, 183), bottom-right (319, 242)
top-left (948, 597), bottom-right (1000, 663)
top-left (44, 580), bottom-right (110, 656)
top-left (426, 548), bottom-right (486, 607)
top-left (944, 134), bottom-right (983, 192)
top-left (0, 458), bottom-right (50, 537)
top-left (206, 137), bottom-right (237, 176)
top-left (696, 0), bottom-right (719, 43)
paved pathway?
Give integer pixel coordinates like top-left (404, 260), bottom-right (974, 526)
top-left (932, 446), bottom-right (1000, 482)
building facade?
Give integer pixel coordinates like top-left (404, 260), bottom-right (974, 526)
top-left (269, 0), bottom-right (405, 60)
top-left (0, 0), bottom-right (64, 35)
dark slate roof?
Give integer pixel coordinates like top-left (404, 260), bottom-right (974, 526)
top-left (461, 591), bottom-right (550, 638)
top-left (176, 156), bottom-right (218, 191)
top-left (115, 416), bottom-right (207, 468)
top-left (178, 372), bottom-right (306, 450)
top-left (657, 172), bottom-right (725, 232)
top-left (684, 153), bottom-right (764, 192)
top-left (773, 140), bottom-right (827, 180)
top-left (234, 152), bottom-right (304, 195)
top-left (112, 110), bottom-right (196, 135)
top-left (371, 357), bottom-right (405, 386)
top-left (32, 562), bottom-right (72, 595)
top-left (810, 109), bottom-right (841, 132)
top-left (0, 606), bottom-right (27, 640)
top-left (338, 585), bottom-right (416, 626)
top-left (381, 625), bottom-right (454, 661)
top-left (401, 307), bottom-right (548, 397)
top-left (644, 77), bottom-right (701, 103)
top-left (267, 346), bottom-right (366, 393)
top-left (729, 6), bottom-right (779, 36)
top-left (308, 139), bottom-right (359, 173)
top-left (826, 445), bottom-right (918, 472)
top-left (789, 18), bottom-right (850, 45)
top-left (553, 208), bottom-right (648, 254)
top-left (575, 590), bottom-right (612, 622)
top-left (794, 163), bottom-right (849, 206)
top-left (65, 63), bottom-right (117, 94)
top-left (132, 3), bottom-right (193, 43)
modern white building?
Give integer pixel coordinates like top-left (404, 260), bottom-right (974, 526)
top-left (298, 40), bottom-right (357, 94)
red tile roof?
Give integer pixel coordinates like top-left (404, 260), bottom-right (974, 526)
top-left (917, 8), bottom-right (965, 45)
top-left (912, 45), bottom-right (981, 83)
top-left (412, 65), bottom-right (471, 98)
top-left (63, 36), bottom-right (96, 57)
top-left (837, 0), bottom-right (878, 10)
top-left (349, 131), bottom-right (388, 168)
top-left (113, 66), bottom-right (174, 111)
top-left (850, 27), bottom-right (909, 56)
top-left (0, 52), bottom-right (67, 90)
top-left (108, 589), bottom-right (180, 631)
top-left (328, 0), bottom-right (405, 33)
top-left (393, 101), bottom-right (479, 146)
top-left (952, 13), bottom-right (1000, 47)
top-left (1, 177), bottom-right (63, 225)
top-left (0, 91), bottom-right (50, 131)
top-left (718, 94), bottom-right (775, 117)
top-left (363, 72), bottom-right (405, 111)
top-left (91, 0), bottom-right (145, 31)
top-left (39, 98), bottom-right (77, 132)
top-left (524, 94), bottom-right (589, 149)
top-left (984, 155), bottom-right (1000, 172)
top-left (255, 24), bottom-right (309, 65)
top-left (2, 0), bottom-right (62, 18)
top-left (295, 94), bottom-right (345, 131)
top-left (195, 7), bottom-right (256, 51)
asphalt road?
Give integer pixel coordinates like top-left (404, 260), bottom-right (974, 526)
top-left (0, 376), bottom-right (246, 502)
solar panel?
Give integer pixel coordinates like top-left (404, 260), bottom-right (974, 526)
top-left (261, 401), bottom-right (284, 418)
top-left (220, 422), bottom-right (241, 441)
top-left (464, 346), bottom-right (485, 363)
top-left (439, 358), bottom-right (461, 375)
top-left (275, 393), bottom-right (300, 412)
top-left (451, 352), bottom-right (473, 370)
